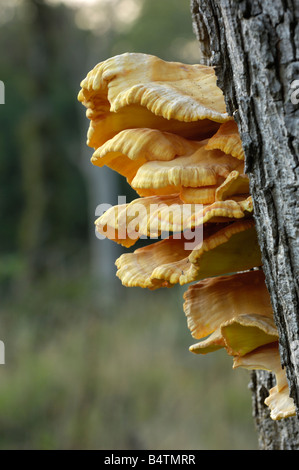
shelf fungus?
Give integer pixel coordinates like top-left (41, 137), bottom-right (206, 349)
top-left (233, 344), bottom-right (296, 420)
top-left (78, 53), bottom-right (231, 148)
top-left (95, 194), bottom-right (253, 246)
top-left (91, 128), bottom-right (196, 194)
top-left (78, 52), bottom-right (294, 421)
top-left (205, 121), bottom-right (245, 161)
top-left (186, 271), bottom-right (278, 356)
top-left (185, 271), bottom-right (296, 419)
top-left (114, 219), bottom-right (260, 289)
top-left (130, 141), bottom-right (244, 195)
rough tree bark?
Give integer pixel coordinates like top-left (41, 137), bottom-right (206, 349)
top-left (191, 0), bottom-right (299, 449)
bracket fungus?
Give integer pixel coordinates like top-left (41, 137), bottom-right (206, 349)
top-left (205, 121), bottom-right (245, 161)
top-left (185, 271), bottom-right (277, 354)
top-left (78, 53), bottom-right (231, 148)
top-left (78, 53), bottom-right (295, 421)
top-left (95, 194), bottom-right (253, 246)
top-left (115, 219), bottom-right (260, 289)
top-left (130, 141), bottom-right (244, 194)
top-left (234, 344), bottom-right (296, 420)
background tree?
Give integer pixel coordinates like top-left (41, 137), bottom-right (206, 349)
top-left (191, 0), bottom-right (299, 449)
top-left (0, 0), bottom-right (89, 286)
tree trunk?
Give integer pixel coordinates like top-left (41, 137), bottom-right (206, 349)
top-left (77, 30), bottom-right (122, 297)
top-left (191, 0), bottom-right (299, 449)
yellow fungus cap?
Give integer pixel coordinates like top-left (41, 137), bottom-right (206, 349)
top-left (91, 128), bottom-right (196, 194)
top-left (215, 171), bottom-right (250, 201)
top-left (78, 53), bottom-right (232, 148)
top-left (184, 270), bottom-right (274, 340)
top-left (205, 121), bottom-right (245, 160)
top-left (179, 170), bottom-right (249, 204)
top-left (131, 141), bottom-right (244, 192)
top-left (233, 343), bottom-right (296, 420)
top-left (95, 195), bottom-right (253, 246)
top-left (180, 181), bottom-right (224, 205)
top-left (115, 219), bottom-right (262, 289)
top-left (189, 315), bottom-right (278, 356)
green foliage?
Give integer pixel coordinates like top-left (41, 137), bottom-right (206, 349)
top-left (0, 1), bottom-right (89, 276)
top-left (110, 0), bottom-right (197, 62)
top-left (0, 272), bottom-right (257, 450)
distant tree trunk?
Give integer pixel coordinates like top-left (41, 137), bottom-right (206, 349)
top-left (78, 34), bottom-right (121, 294)
top-left (18, 0), bottom-right (51, 280)
top-left (191, 0), bottom-right (299, 449)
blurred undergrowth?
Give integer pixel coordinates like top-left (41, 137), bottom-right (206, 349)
top-left (0, 264), bottom-right (257, 450)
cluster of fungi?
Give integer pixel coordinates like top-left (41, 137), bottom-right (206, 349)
top-left (78, 53), bottom-right (295, 420)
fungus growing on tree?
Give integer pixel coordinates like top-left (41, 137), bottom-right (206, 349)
top-left (205, 121), bottom-right (245, 161)
top-left (233, 344), bottom-right (296, 420)
top-left (95, 194), bottom-right (253, 245)
top-left (78, 53), bottom-right (231, 148)
top-left (185, 271), bottom-right (281, 358)
top-left (130, 142), bottom-right (244, 194)
top-left (115, 219), bottom-right (260, 289)
top-left (78, 53), bottom-right (295, 420)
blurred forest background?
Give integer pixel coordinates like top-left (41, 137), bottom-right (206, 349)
top-left (0, 0), bottom-right (258, 449)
